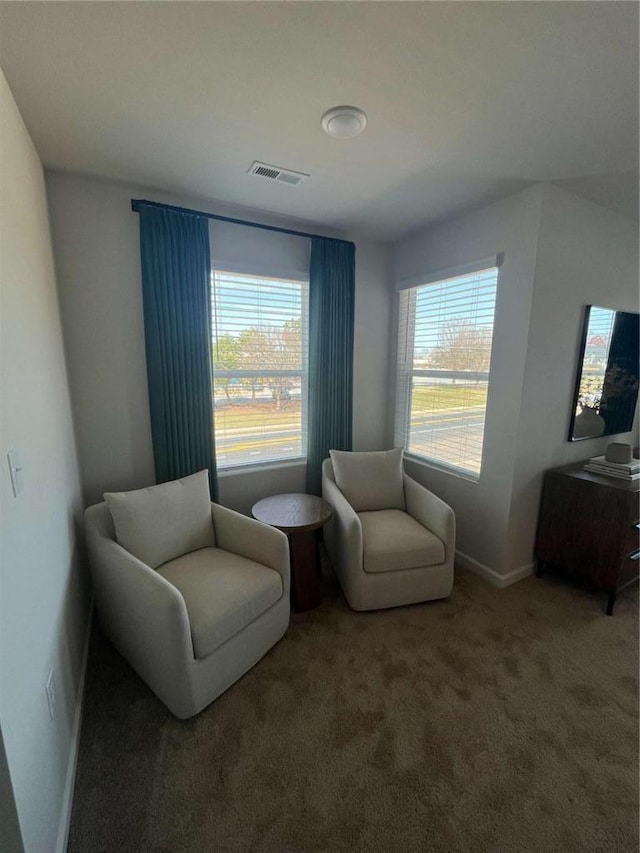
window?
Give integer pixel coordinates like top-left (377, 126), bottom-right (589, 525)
top-left (211, 270), bottom-right (309, 469)
top-left (394, 265), bottom-right (499, 479)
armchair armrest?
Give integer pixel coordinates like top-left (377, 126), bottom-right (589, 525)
top-left (85, 528), bottom-right (194, 667)
top-left (322, 475), bottom-right (363, 570)
top-left (403, 473), bottom-right (455, 553)
top-left (211, 503), bottom-right (290, 592)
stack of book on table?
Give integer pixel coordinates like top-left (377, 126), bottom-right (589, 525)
top-left (584, 455), bottom-right (640, 481)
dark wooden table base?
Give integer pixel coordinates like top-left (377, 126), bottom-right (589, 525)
top-left (251, 493), bottom-right (332, 612)
top-left (289, 530), bottom-right (322, 611)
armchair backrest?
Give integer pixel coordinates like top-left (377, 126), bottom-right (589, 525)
top-left (324, 449), bottom-right (406, 512)
top-left (97, 472), bottom-right (216, 569)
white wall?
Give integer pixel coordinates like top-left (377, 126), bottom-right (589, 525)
top-left (210, 219), bottom-right (310, 281)
top-left (349, 235), bottom-right (393, 452)
top-left (0, 69), bottom-right (88, 853)
top-left (392, 182), bottom-right (639, 581)
top-left (46, 172), bottom-right (393, 511)
top-left (507, 184), bottom-right (639, 569)
top-left (393, 186), bottom-right (544, 577)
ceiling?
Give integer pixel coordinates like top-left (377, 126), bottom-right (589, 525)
top-left (0, 1), bottom-right (637, 241)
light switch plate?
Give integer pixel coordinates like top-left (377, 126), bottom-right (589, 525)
top-left (7, 449), bottom-right (24, 498)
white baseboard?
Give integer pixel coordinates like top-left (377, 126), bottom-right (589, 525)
top-left (456, 550), bottom-right (534, 589)
top-left (55, 604), bottom-right (93, 853)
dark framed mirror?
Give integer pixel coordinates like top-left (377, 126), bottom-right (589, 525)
top-left (569, 305), bottom-right (640, 441)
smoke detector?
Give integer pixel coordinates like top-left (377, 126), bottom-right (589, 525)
top-left (248, 161), bottom-right (309, 186)
top-left (321, 106), bottom-right (367, 139)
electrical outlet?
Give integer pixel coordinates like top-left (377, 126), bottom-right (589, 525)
top-left (45, 669), bottom-right (56, 721)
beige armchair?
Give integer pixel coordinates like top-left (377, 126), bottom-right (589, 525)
top-left (84, 471), bottom-right (290, 719)
top-left (322, 450), bottom-right (455, 611)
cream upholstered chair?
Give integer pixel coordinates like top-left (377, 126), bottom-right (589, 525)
top-left (84, 471), bottom-right (289, 719)
top-left (322, 449), bottom-right (455, 611)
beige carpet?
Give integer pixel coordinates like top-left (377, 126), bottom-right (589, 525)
top-left (68, 567), bottom-right (638, 853)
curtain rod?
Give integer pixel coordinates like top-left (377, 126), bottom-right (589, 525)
top-left (130, 199), bottom-right (354, 247)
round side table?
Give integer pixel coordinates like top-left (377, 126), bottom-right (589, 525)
top-left (252, 493), bottom-right (332, 611)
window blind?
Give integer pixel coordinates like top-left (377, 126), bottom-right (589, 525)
top-left (211, 270), bottom-right (309, 469)
top-left (394, 266), bottom-right (499, 478)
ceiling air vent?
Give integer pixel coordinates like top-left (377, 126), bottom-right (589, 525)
top-left (248, 161), bottom-right (309, 186)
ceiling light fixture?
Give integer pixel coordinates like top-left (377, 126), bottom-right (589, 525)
top-left (321, 106), bottom-right (367, 139)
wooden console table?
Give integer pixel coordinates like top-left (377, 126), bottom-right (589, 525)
top-left (252, 493), bottom-right (332, 612)
top-left (534, 462), bottom-right (640, 615)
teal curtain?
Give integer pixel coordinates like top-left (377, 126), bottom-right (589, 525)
top-left (306, 237), bottom-right (356, 494)
top-left (139, 205), bottom-right (217, 499)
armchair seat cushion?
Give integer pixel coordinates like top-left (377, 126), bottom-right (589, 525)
top-left (158, 547), bottom-right (283, 659)
top-left (358, 510), bottom-right (445, 574)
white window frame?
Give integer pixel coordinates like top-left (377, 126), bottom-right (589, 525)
top-left (210, 268), bottom-right (310, 472)
top-left (394, 257), bottom-right (501, 481)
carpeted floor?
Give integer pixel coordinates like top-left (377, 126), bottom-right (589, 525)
top-left (68, 566), bottom-right (639, 853)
